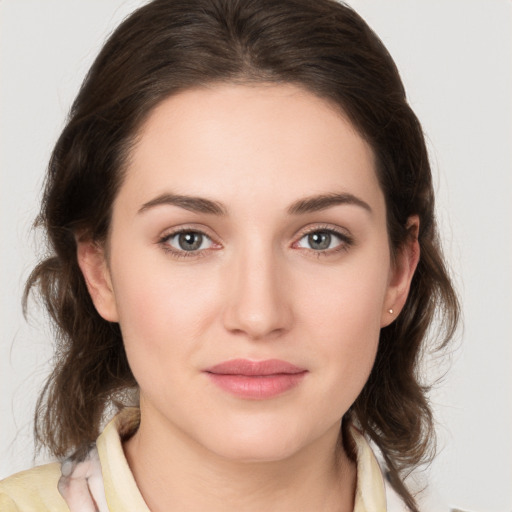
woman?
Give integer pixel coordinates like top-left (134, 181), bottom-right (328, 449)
top-left (0, 0), bottom-right (459, 510)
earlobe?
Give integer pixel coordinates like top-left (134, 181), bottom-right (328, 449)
top-left (381, 216), bottom-right (420, 327)
top-left (76, 238), bottom-right (119, 322)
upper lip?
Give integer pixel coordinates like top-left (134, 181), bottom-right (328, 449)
top-left (205, 359), bottom-right (306, 376)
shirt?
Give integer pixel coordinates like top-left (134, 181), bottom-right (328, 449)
top-left (0, 408), bottom-right (388, 511)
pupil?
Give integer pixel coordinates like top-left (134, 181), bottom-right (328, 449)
top-left (178, 232), bottom-right (202, 251)
top-left (309, 232), bottom-right (331, 250)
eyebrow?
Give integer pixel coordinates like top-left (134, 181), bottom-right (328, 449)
top-left (138, 191), bottom-right (371, 216)
top-left (138, 193), bottom-right (227, 215)
top-left (287, 192), bottom-right (372, 215)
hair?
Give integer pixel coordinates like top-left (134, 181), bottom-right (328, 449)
top-left (25, 0), bottom-right (459, 509)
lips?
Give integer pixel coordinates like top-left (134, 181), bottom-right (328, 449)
top-left (204, 359), bottom-right (307, 399)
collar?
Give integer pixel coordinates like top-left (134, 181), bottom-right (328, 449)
top-left (61, 407), bottom-right (387, 511)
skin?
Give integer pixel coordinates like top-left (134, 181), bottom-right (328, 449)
top-left (78, 83), bottom-right (419, 511)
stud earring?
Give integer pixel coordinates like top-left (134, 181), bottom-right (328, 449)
top-left (388, 308), bottom-right (394, 314)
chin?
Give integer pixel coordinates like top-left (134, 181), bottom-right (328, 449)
top-left (197, 415), bottom-right (317, 463)
top-left (213, 437), bottom-right (303, 463)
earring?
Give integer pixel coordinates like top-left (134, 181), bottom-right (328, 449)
top-left (388, 308), bottom-right (394, 314)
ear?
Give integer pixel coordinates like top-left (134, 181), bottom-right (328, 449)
top-left (76, 238), bottom-right (119, 322)
top-left (381, 216), bottom-right (420, 327)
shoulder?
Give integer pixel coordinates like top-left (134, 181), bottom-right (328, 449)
top-left (0, 462), bottom-right (69, 512)
top-left (0, 408), bottom-right (141, 512)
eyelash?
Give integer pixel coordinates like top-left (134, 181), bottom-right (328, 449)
top-left (293, 225), bottom-right (354, 257)
top-left (157, 225), bottom-right (354, 259)
top-left (158, 228), bottom-right (219, 260)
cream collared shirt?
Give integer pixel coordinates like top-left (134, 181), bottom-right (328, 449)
top-left (0, 408), bottom-right (388, 511)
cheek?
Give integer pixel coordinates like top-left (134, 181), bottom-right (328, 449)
top-left (307, 290), bottom-right (381, 388)
top-left (109, 252), bottom-right (221, 370)
top-left (299, 302), bottom-right (380, 427)
top-left (298, 251), bottom-right (390, 341)
top-left (295, 251), bottom-right (390, 401)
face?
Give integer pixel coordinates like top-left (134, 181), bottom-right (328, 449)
top-left (80, 84), bottom-right (416, 462)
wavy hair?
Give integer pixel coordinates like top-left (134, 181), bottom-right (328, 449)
top-left (25, 1), bottom-right (459, 509)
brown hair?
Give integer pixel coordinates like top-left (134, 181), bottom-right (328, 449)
top-left (25, 0), bottom-right (459, 509)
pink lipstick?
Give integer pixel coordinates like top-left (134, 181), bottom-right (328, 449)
top-left (204, 359), bottom-right (307, 399)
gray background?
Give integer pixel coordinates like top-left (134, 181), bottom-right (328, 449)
top-left (1, 1), bottom-right (511, 510)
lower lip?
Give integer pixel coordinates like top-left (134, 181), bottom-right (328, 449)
top-left (206, 372), bottom-right (307, 400)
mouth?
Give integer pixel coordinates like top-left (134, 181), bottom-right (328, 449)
top-left (204, 359), bottom-right (308, 400)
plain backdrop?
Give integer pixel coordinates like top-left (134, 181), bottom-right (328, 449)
top-left (1, 1), bottom-right (511, 511)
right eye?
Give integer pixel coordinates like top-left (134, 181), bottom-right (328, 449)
top-left (161, 230), bottom-right (214, 253)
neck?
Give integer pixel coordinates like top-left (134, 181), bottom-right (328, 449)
top-left (123, 407), bottom-right (356, 512)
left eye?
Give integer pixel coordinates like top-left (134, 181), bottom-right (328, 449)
top-left (296, 230), bottom-right (344, 251)
top-left (164, 231), bottom-right (213, 252)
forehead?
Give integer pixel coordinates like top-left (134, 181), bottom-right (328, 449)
top-left (119, 83), bottom-right (384, 217)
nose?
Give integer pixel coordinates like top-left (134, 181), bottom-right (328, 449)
top-left (222, 244), bottom-right (293, 340)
